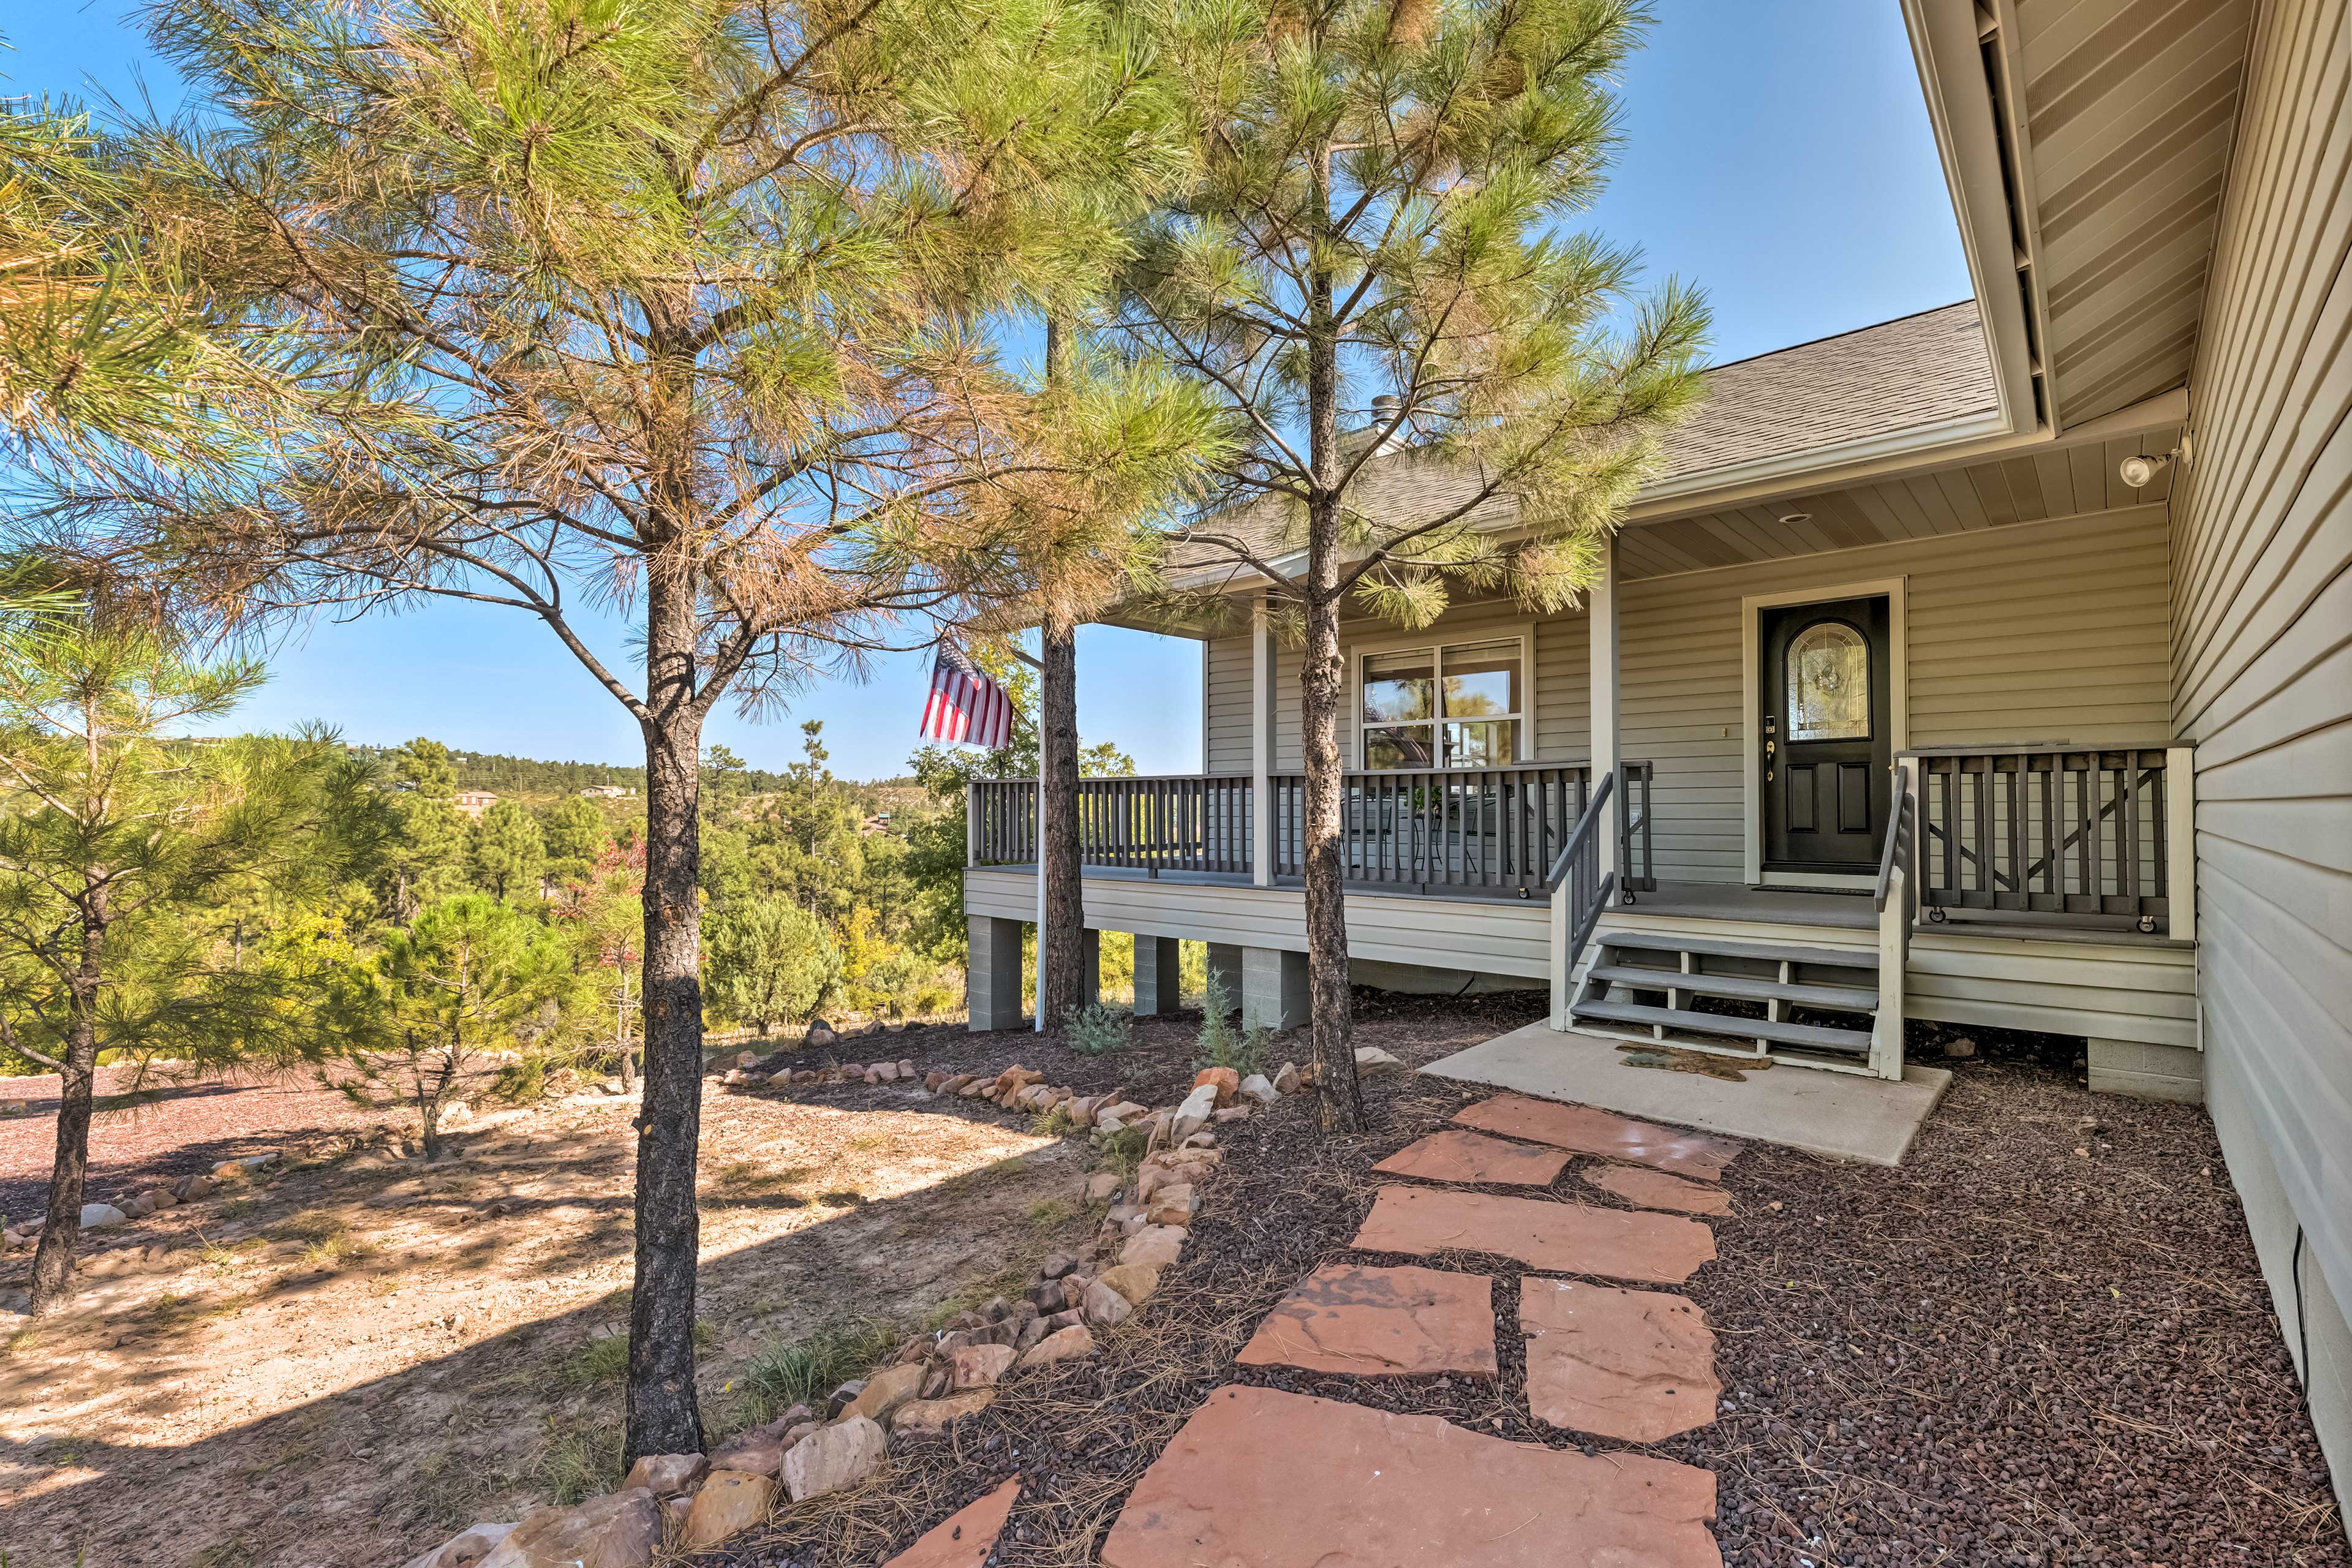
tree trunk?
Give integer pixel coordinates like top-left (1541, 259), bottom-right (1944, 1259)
top-left (1297, 517), bottom-right (1363, 1134)
top-left (1299, 146), bottom-right (1365, 1135)
top-left (29, 903), bottom-right (104, 1313)
top-left (1039, 610), bottom-right (1085, 1031)
top-left (624, 550), bottom-right (708, 1464)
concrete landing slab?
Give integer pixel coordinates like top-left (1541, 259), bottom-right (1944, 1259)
top-left (1354, 1185), bottom-right (1716, 1286)
top-left (1099, 1384), bottom-right (1722, 1568)
top-left (1519, 1278), bottom-right (1720, 1443)
top-left (1374, 1128), bottom-right (1572, 1186)
top-left (1423, 1023), bottom-right (1952, 1167)
top-left (1236, 1262), bottom-right (1498, 1377)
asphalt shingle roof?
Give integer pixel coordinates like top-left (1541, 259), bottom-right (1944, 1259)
top-left (1168, 300), bottom-right (1994, 574)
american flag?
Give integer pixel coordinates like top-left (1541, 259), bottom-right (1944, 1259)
top-left (918, 642), bottom-right (1012, 750)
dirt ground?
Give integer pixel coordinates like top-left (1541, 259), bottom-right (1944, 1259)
top-left (726, 1005), bottom-right (2347, 1568)
top-left (5, 996), bottom-right (2342, 1568)
top-left (0, 1025), bottom-right (1178, 1568)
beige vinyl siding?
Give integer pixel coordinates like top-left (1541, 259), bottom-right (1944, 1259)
top-left (963, 867), bottom-right (1551, 978)
top-left (1195, 506), bottom-right (2170, 841)
top-left (1618, 503), bottom-right (2175, 882)
top-left (1204, 633), bottom-right (1253, 774)
top-left (2166, 0), bottom-right (2352, 1464)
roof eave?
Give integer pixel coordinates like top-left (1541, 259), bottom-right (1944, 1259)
top-left (1902, 0), bottom-right (2049, 437)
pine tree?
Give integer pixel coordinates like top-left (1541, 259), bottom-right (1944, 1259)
top-left (471, 799), bottom-right (548, 903)
top-left (62, 0), bottom-right (1215, 1460)
top-left (0, 623), bottom-right (349, 1310)
top-left (1118, 0), bottom-right (1707, 1130)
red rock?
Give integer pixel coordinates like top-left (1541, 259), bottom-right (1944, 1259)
top-left (1235, 1263), bottom-right (1496, 1377)
top-left (881, 1477), bottom-right (1021, 1568)
top-left (1352, 1185), bottom-right (1714, 1285)
top-left (1580, 1164), bottom-right (1735, 1216)
top-left (1099, 1385), bottom-right (1719, 1568)
top-left (1192, 1066), bottom-right (1241, 1107)
top-left (1519, 1277), bottom-right (1721, 1442)
top-left (1374, 1129), bottom-right (1570, 1187)
top-left (680, 1469), bottom-right (774, 1550)
top-left (1452, 1095), bottom-right (1738, 1181)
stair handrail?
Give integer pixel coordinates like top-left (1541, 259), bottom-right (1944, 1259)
top-left (1547, 767), bottom-right (1620, 1028)
top-left (1867, 763), bottom-right (1915, 1080)
top-left (1874, 763), bottom-right (1914, 915)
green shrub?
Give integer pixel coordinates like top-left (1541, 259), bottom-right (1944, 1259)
top-left (489, 1052), bottom-right (550, 1104)
top-left (1062, 1000), bottom-right (1133, 1055)
top-left (1193, 972), bottom-right (1271, 1077)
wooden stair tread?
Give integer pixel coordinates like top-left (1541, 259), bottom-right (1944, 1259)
top-left (1586, 964), bottom-right (1879, 1012)
top-left (1569, 998), bottom-right (1877, 1057)
top-left (1595, 929), bottom-right (1879, 973)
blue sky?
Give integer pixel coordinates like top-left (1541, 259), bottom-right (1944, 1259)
top-left (4, 2), bottom-right (1970, 781)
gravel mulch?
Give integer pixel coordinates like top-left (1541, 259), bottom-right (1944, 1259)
top-left (729, 997), bottom-right (2346, 1568)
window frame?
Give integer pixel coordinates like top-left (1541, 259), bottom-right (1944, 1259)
top-left (1351, 624), bottom-right (1536, 771)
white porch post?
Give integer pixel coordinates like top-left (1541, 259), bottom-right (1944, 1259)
top-left (1588, 531), bottom-right (1623, 895)
top-left (2165, 745), bottom-right (2197, 944)
top-left (1251, 593), bottom-right (1274, 887)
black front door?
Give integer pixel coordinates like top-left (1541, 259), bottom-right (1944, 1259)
top-left (1761, 595), bottom-right (1891, 873)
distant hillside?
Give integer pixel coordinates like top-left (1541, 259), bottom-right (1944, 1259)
top-left (344, 744), bottom-right (913, 800)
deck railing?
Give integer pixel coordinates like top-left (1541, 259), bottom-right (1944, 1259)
top-left (1270, 763), bottom-right (1629, 897)
top-left (970, 775), bottom-right (1253, 873)
top-left (969, 761), bottom-right (1653, 899)
top-left (1908, 747), bottom-right (2179, 932)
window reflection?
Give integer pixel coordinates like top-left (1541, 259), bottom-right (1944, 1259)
top-left (1786, 621), bottom-right (1869, 741)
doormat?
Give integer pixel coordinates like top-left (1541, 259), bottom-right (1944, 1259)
top-left (1616, 1044), bottom-right (1774, 1082)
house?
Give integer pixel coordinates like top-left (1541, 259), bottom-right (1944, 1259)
top-left (958, 0), bottom-right (2351, 1495)
top-left (579, 785), bottom-right (635, 799)
top-left (453, 790), bottom-right (498, 819)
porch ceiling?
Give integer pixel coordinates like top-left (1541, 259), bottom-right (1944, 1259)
top-left (1616, 423), bottom-right (2178, 580)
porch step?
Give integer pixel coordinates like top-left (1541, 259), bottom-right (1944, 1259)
top-left (1585, 964), bottom-right (1879, 1014)
top-left (1595, 930), bottom-right (1879, 973)
top-left (1569, 998), bottom-right (1877, 1057)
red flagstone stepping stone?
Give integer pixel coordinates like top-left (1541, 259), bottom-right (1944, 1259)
top-left (1353, 1185), bottom-right (1715, 1285)
top-left (1100, 1384), bottom-right (1720, 1568)
top-left (1454, 1094), bottom-right (1740, 1180)
top-left (1581, 1163), bottom-right (1736, 1216)
top-left (881, 1476), bottom-right (1020, 1568)
top-left (1373, 1128), bottom-right (1571, 1186)
top-left (1236, 1262), bottom-right (1497, 1377)
top-left (1519, 1277), bottom-right (1722, 1442)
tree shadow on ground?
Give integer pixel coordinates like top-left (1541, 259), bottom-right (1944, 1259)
top-left (0, 1095), bottom-right (1104, 1568)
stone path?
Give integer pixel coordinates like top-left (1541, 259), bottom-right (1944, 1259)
top-left (1354, 1183), bottom-right (1716, 1283)
top-left (880, 1476), bottom-right (1020, 1568)
top-left (1579, 1161), bottom-right (1736, 1216)
top-left (1098, 1385), bottom-right (1723, 1568)
top-left (1519, 1278), bottom-right (1721, 1442)
top-left (1235, 1262), bottom-right (1496, 1377)
top-left (1102, 1092), bottom-right (1746, 1567)
top-left (1453, 1092), bottom-right (1740, 1179)
top-left (1372, 1126), bottom-right (1570, 1185)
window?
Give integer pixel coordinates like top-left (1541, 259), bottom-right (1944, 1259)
top-left (1361, 638), bottom-right (1524, 768)
top-left (1785, 620), bottom-right (1869, 741)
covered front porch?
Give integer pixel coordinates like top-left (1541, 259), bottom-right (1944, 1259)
top-left (963, 739), bottom-right (2198, 1090)
top-left (967, 472), bottom-right (2203, 1095)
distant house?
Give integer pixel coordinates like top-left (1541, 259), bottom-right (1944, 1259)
top-left (579, 785), bottom-right (635, 799)
top-left (453, 790), bottom-right (497, 819)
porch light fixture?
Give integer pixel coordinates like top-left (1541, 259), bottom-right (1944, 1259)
top-left (2119, 450), bottom-right (2176, 488)
top-left (1777, 511), bottom-right (1811, 525)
